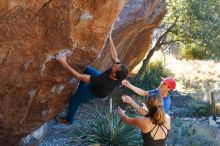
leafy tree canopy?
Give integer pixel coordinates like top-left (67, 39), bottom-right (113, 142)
top-left (165, 0), bottom-right (220, 59)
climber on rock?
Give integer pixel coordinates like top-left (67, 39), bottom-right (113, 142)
top-left (56, 30), bottom-right (128, 124)
top-left (122, 77), bottom-right (176, 114)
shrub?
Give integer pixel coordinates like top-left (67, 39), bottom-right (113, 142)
top-left (131, 60), bottom-right (173, 91)
top-left (188, 102), bottom-right (212, 116)
top-left (180, 45), bottom-right (209, 60)
top-left (167, 118), bottom-right (218, 146)
top-left (69, 107), bottom-right (142, 146)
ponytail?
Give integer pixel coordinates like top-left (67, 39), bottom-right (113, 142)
top-left (152, 106), bottom-right (165, 125)
top-left (145, 95), bottom-right (166, 125)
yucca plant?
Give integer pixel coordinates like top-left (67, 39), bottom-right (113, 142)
top-left (69, 108), bottom-right (142, 146)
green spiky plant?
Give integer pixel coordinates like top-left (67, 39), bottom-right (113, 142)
top-left (69, 106), bottom-right (142, 146)
top-left (131, 60), bottom-right (173, 91)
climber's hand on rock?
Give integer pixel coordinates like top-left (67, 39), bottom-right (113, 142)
top-left (56, 54), bottom-right (67, 65)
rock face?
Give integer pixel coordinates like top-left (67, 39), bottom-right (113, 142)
top-left (93, 0), bottom-right (166, 71)
top-left (0, 0), bottom-right (166, 145)
top-left (0, 0), bottom-right (127, 145)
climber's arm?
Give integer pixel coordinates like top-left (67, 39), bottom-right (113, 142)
top-left (109, 32), bottom-right (120, 63)
top-left (56, 54), bottom-right (90, 83)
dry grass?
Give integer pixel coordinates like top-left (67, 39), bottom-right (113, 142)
top-left (132, 50), bottom-right (220, 102)
top-left (164, 54), bottom-right (220, 102)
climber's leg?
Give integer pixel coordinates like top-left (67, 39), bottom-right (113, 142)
top-left (78, 66), bottom-right (100, 90)
top-left (66, 84), bottom-right (96, 124)
top-left (56, 66), bottom-right (99, 124)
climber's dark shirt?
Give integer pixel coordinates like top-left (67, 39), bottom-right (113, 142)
top-left (90, 68), bottom-right (121, 98)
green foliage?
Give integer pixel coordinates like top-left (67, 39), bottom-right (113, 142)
top-left (69, 108), bottom-right (142, 146)
top-left (180, 45), bottom-right (209, 60)
top-left (131, 60), bottom-right (173, 90)
top-left (165, 0), bottom-right (220, 60)
top-left (187, 0), bottom-right (220, 57)
top-left (188, 102), bottom-right (212, 116)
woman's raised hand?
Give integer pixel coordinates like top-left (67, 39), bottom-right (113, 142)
top-left (121, 95), bottom-right (133, 105)
top-left (122, 79), bottom-right (131, 88)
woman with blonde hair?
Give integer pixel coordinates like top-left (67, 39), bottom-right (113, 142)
top-left (116, 94), bottom-right (170, 146)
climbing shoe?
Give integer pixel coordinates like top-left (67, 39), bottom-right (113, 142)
top-left (55, 116), bottom-right (71, 125)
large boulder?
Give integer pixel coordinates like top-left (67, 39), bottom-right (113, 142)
top-left (0, 0), bottom-right (127, 145)
top-left (93, 0), bottom-right (166, 71)
top-left (0, 0), bottom-right (166, 145)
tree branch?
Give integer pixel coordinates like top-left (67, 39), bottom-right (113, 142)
top-left (135, 16), bottom-right (180, 79)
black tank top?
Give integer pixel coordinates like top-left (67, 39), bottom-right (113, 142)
top-left (141, 124), bottom-right (169, 146)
